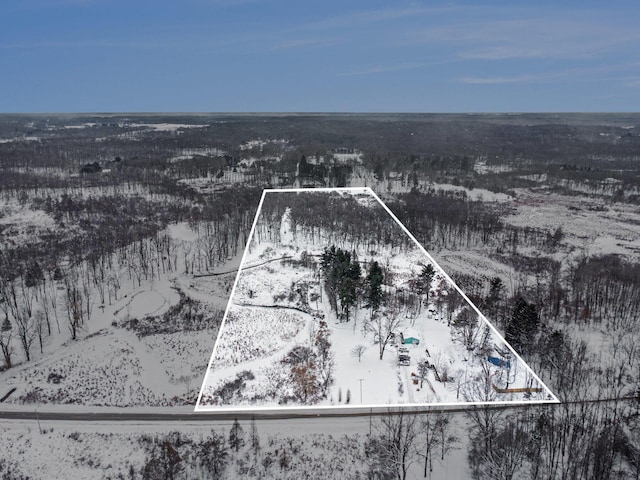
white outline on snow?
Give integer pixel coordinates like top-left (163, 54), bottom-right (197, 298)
top-left (194, 187), bottom-right (559, 412)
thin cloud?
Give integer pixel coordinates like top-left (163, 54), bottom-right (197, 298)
top-left (15, 0), bottom-right (104, 8)
top-left (407, 15), bottom-right (640, 61)
top-left (270, 37), bottom-right (342, 51)
top-left (458, 74), bottom-right (550, 85)
top-left (305, 5), bottom-right (461, 31)
top-left (458, 63), bottom-right (640, 85)
top-left (339, 62), bottom-right (428, 77)
top-left (0, 39), bottom-right (190, 50)
top-left (338, 58), bottom-right (460, 77)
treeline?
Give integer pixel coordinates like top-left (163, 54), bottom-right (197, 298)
top-left (480, 253), bottom-right (640, 336)
top-left (0, 186), bottom-right (262, 370)
top-left (388, 190), bottom-right (537, 251)
top-left (465, 338), bottom-right (640, 480)
top-left (2, 114), bottom-right (639, 206)
top-left (254, 191), bottom-right (413, 253)
top-left (451, 253), bottom-right (640, 477)
top-left (1, 186), bottom-right (262, 281)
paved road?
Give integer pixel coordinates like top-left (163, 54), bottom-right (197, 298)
top-left (0, 410), bottom-right (324, 422)
top-left (0, 399), bottom-right (565, 423)
top-left (0, 407), bottom-right (418, 422)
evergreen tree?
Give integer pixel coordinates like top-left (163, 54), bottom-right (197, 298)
top-left (489, 277), bottom-right (504, 301)
top-left (321, 245), bottom-right (362, 321)
top-left (321, 246), bottom-right (339, 313)
top-left (417, 264), bottom-right (436, 306)
top-left (229, 418), bottom-right (245, 453)
top-left (249, 416), bottom-right (261, 455)
top-left (339, 260), bottom-right (361, 321)
top-left (24, 260), bottom-right (44, 288)
top-left (53, 266), bottom-right (64, 281)
top-left (505, 297), bottom-right (539, 354)
top-left (315, 320), bottom-right (332, 359)
top-left (485, 276), bottom-right (504, 320)
top-left (366, 261), bottom-right (384, 313)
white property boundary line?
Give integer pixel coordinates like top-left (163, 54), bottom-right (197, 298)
top-left (194, 189), bottom-right (268, 411)
top-left (367, 187), bottom-right (560, 405)
top-left (195, 187), bottom-right (559, 412)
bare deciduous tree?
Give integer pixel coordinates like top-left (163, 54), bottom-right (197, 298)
top-left (351, 344), bottom-right (367, 362)
top-left (0, 315), bottom-right (13, 368)
top-left (368, 309), bottom-right (405, 360)
top-left (367, 411), bottom-right (420, 480)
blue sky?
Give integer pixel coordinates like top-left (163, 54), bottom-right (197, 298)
top-left (0, 0), bottom-right (638, 112)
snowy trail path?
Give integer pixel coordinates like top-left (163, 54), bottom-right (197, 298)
top-left (233, 301), bottom-right (313, 316)
top-left (192, 255), bottom-right (292, 278)
top-left (403, 367), bottom-right (416, 403)
top-left (424, 373), bottom-right (441, 402)
top-left (280, 207), bottom-right (294, 245)
top-left (174, 276), bottom-right (230, 310)
top-left (110, 327), bottom-right (181, 398)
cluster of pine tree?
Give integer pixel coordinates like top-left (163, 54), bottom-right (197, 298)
top-left (320, 246), bottom-right (362, 321)
top-left (319, 245), bottom-right (391, 322)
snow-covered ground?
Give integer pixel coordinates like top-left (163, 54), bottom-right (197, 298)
top-left (0, 219), bottom-right (230, 407)
top-left (349, 170), bottom-right (513, 202)
top-left (167, 147), bottom-right (226, 163)
top-left (0, 201), bottom-right (60, 248)
top-left (198, 189), bottom-right (555, 410)
top-left (240, 138), bottom-right (289, 150)
top-left (133, 123), bottom-right (208, 132)
top-left (504, 189), bottom-right (640, 261)
top-left (0, 411), bottom-right (472, 480)
top-left (0, 135), bottom-right (41, 143)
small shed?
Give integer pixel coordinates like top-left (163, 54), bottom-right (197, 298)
top-left (488, 356), bottom-right (511, 369)
top-left (403, 337), bottom-right (420, 345)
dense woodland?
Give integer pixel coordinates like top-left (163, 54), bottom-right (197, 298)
top-left (1, 114), bottom-right (640, 479)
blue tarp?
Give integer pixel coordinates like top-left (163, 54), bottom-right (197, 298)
top-left (488, 356), bottom-right (511, 369)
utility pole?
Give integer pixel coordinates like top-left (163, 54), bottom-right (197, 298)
top-left (358, 378), bottom-right (365, 403)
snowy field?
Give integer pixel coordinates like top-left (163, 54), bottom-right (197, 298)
top-left (0, 201), bottom-right (61, 249)
top-left (504, 189), bottom-right (640, 260)
top-left (213, 305), bottom-right (308, 369)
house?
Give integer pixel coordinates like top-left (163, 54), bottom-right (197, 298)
top-left (80, 161), bottom-right (101, 174)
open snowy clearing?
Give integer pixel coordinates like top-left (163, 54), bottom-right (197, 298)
top-left (504, 189), bottom-right (640, 260)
